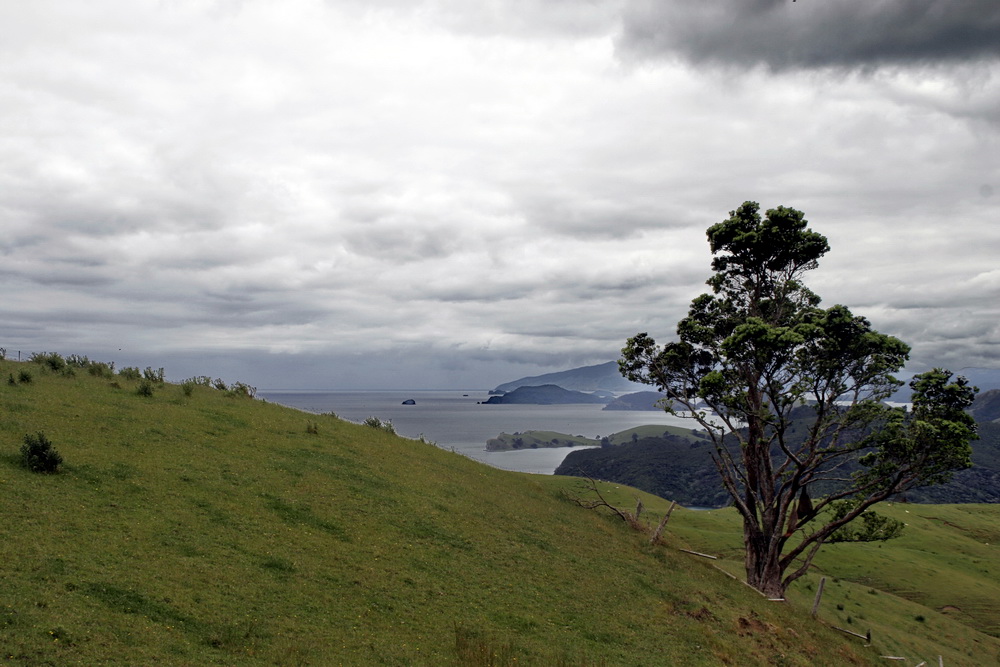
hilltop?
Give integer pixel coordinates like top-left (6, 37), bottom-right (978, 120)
top-left (491, 361), bottom-right (646, 395)
top-left (2, 355), bottom-right (999, 665)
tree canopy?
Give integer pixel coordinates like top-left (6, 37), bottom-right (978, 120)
top-left (620, 201), bottom-right (977, 598)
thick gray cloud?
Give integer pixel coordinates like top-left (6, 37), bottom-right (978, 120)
top-left (1, 0), bottom-right (998, 389)
top-left (619, 0), bottom-right (1000, 71)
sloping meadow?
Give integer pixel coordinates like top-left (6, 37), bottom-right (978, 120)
top-left (1, 357), bottom-right (994, 665)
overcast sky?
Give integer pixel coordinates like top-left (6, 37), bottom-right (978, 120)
top-left (2, 0), bottom-right (998, 390)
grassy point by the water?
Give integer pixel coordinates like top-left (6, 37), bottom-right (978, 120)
top-left (1, 356), bottom-right (999, 665)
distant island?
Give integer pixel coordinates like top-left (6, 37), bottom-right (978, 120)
top-left (481, 384), bottom-right (608, 405)
top-left (491, 361), bottom-right (646, 394)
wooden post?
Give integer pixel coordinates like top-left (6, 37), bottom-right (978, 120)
top-left (811, 577), bottom-right (826, 617)
top-left (650, 501), bottom-right (676, 544)
top-left (831, 625), bottom-right (869, 641)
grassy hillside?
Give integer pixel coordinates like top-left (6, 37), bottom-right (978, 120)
top-left (1, 356), bottom-right (997, 665)
top-left (668, 502), bottom-right (1000, 664)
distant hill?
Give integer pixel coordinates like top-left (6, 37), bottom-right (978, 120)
top-left (555, 402), bottom-right (1000, 506)
top-left (968, 388), bottom-right (1000, 423)
top-left (492, 361), bottom-right (647, 395)
top-left (482, 384), bottom-right (608, 405)
top-left (555, 428), bottom-right (728, 507)
top-left (602, 390), bottom-right (668, 411)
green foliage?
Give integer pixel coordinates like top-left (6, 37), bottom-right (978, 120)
top-left (827, 503), bottom-right (905, 543)
top-left (136, 379), bottom-right (155, 397)
top-left (225, 381), bottom-right (257, 399)
top-left (118, 366), bottom-right (142, 381)
top-left (619, 201), bottom-right (978, 598)
top-left (18, 369), bottom-right (32, 384)
top-left (143, 367), bottom-right (165, 383)
top-left (181, 381), bottom-right (195, 397)
top-left (19, 432), bottom-right (63, 473)
top-left (30, 352), bottom-right (67, 373)
top-left (858, 370), bottom-right (977, 491)
top-left (363, 415), bottom-right (396, 434)
top-left (87, 361), bottom-right (115, 378)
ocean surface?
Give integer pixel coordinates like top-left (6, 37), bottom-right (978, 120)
top-left (258, 390), bottom-right (694, 475)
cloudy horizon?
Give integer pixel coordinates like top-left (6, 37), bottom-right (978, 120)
top-left (2, 0), bottom-right (998, 390)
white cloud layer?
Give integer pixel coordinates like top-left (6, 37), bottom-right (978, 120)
top-left (2, 0), bottom-right (998, 389)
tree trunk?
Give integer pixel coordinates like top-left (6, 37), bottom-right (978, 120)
top-left (744, 523), bottom-right (785, 598)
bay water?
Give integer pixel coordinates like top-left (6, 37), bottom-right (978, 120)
top-left (259, 390), bottom-right (695, 475)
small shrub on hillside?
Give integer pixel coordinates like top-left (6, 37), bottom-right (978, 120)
top-left (66, 354), bottom-right (90, 367)
top-left (213, 378), bottom-right (228, 391)
top-left (7, 374), bottom-right (15, 386)
top-left (0, 347), bottom-right (6, 360)
top-left (363, 416), bottom-right (396, 434)
top-left (181, 381), bottom-right (195, 397)
top-left (143, 367), bottom-right (165, 383)
top-left (88, 361), bottom-right (115, 378)
top-left (30, 352), bottom-right (67, 372)
top-left (119, 366), bottom-right (141, 381)
top-left (20, 432), bottom-right (63, 473)
top-left (828, 504), bottom-right (905, 543)
top-left (184, 376), bottom-right (213, 387)
top-left (136, 380), bottom-right (155, 397)
top-left (306, 421), bottom-right (319, 435)
top-left (225, 381), bottom-right (257, 399)
top-left (18, 369), bottom-right (32, 384)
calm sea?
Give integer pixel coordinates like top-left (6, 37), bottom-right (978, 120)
top-left (258, 390), bottom-right (694, 475)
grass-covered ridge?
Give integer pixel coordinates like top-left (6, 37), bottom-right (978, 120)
top-left (1, 356), bottom-right (998, 665)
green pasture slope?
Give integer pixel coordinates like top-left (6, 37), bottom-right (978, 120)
top-left (1, 357), bottom-right (998, 666)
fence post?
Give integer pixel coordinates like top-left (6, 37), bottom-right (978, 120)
top-left (811, 576), bottom-right (826, 617)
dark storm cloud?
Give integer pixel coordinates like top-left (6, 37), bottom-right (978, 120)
top-left (618, 0), bottom-right (1000, 70)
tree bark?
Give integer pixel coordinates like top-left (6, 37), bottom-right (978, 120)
top-left (744, 523), bottom-right (786, 598)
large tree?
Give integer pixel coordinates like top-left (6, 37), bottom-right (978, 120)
top-left (619, 201), bottom-right (977, 598)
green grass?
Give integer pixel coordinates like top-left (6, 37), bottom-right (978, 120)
top-left (667, 502), bottom-right (1000, 665)
top-left (1, 356), bottom-right (997, 665)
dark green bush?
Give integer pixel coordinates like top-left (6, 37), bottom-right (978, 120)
top-left (20, 432), bottom-right (63, 473)
top-left (136, 380), bottom-right (155, 397)
top-left (30, 352), bottom-right (66, 372)
top-left (225, 381), bottom-right (257, 399)
top-left (119, 367), bottom-right (142, 381)
top-left (17, 369), bottom-right (32, 384)
top-left (181, 381), bottom-right (195, 397)
top-left (66, 354), bottom-right (90, 367)
top-left (88, 362), bottom-right (115, 378)
top-left (143, 367), bottom-right (165, 383)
